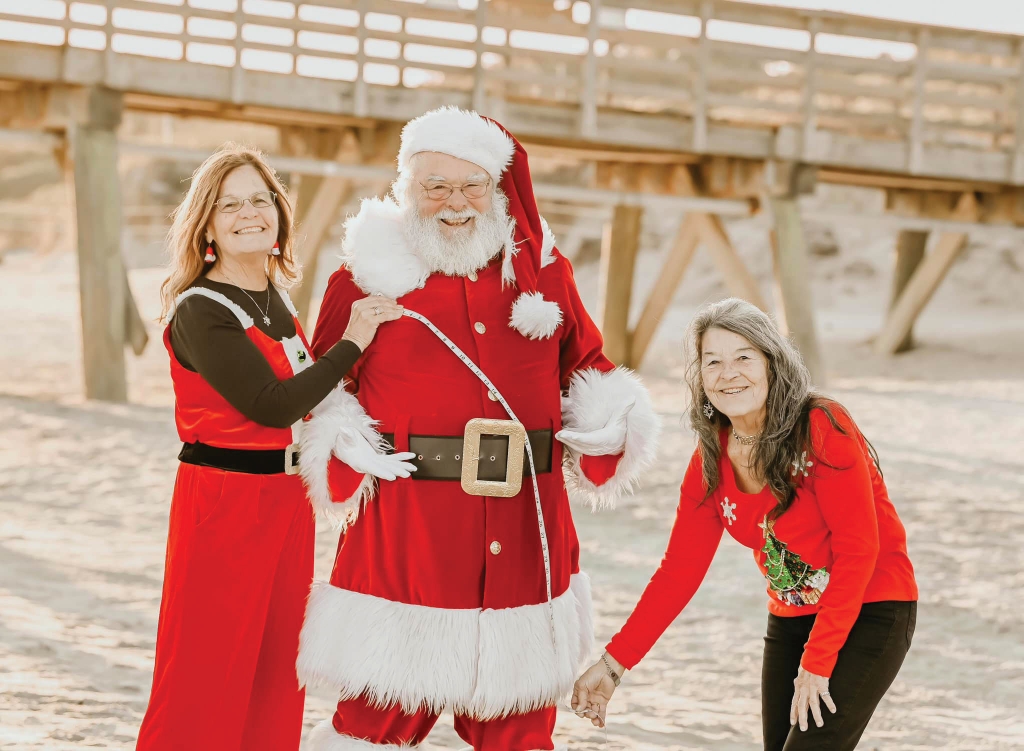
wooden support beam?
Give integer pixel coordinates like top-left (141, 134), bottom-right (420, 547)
top-left (69, 87), bottom-right (129, 402)
top-left (875, 191), bottom-right (979, 355)
top-left (598, 204), bottom-right (643, 366)
top-left (694, 212), bottom-right (769, 311)
top-left (671, 165), bottom-right (768, 311)
top-left (624, 164), bottom-right (769, 369)
top-left (887, 230), bottom-right (928, 353)
top-left (629, 214), bottom-right (701, 368)
top-left (768, 195), bottom-right (826, 387)
top-left (284, 127), bottom-right (356, 324)
top-left (286, 124), bottom-right (400, 326)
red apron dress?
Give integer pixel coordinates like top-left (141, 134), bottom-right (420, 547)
top-left (137, 288), bottom-right (316, 751)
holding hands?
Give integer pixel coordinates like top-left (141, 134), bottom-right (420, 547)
top-left (571, 652), bottom-right (624, 729)
top-left (342, 295), bottom-right (404, 351)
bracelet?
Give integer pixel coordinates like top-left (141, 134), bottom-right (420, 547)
top-left (601, 653), bottom-right (622, 687)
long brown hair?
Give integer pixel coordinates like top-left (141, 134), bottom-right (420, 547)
top-left (684, 298), bottom-right (880, 514)
top-left (159, 144), bottom-right (298, 320)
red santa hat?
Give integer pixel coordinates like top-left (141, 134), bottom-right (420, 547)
top-left (398, 106), bottom-right (562, 340)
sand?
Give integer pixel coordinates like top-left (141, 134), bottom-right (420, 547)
top-left (2, 216), bottom-right (1023, 750)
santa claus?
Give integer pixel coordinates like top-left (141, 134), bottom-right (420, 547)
top-left (296, 106), bottom-right (660, 750)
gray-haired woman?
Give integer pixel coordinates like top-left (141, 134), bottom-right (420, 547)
top-left (572, 298), bottom-right (918, 750)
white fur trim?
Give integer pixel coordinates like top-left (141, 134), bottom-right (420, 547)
top-left (509, 292), bottom-right (562, 340)
top-left (562, 367), bottom-right (661, 510)
top-left (501, 240), bottom-right (518, 287)
top-left (539, 216), bottom-right (557, 268)
top-left (298, 386), bottom-right (380, 530)
top-left (341, 196), bottom-right (429, 299)
top-left (168, 287), bottom-right (254, 328)
top-left (304, 721), bottom-right (408, 750)
top-left (297, 573), bottom-right (593, 720)
top-left (277, 285), bottom-right (300, 319)
top-left (399, 106), bottom-right (515, 179)
top-left (571, 571), bottom-right (595, 667)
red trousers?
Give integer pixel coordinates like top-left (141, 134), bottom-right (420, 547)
top-left (304, 695), bottom-right (563, 750)
top-left (137, 464), bottom-right (314, 751)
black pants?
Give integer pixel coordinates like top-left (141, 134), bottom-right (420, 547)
top-left (762, 600), bottom-right (917, 751)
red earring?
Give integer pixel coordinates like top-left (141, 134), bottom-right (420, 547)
top-left (204, 244), bottom-right (216, 263)
top-left (271, 241), bottom-right (281, 256)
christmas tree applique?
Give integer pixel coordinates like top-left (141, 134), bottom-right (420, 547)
top-left (758, 516), bottom-right (830, 607)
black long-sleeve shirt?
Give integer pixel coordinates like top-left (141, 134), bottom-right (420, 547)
top-left (170, 277), bottom-right (361, 429)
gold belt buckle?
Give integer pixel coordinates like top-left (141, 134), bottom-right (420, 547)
top-left (461, 418), bottom-right (527, 497)
top-left (284, 443), bottom-right (301, 475)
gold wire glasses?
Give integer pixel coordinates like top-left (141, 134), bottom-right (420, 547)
top-left (419, 179), bottom-right (490, 201)
top-left (214, 190), bottom-right (277, 213)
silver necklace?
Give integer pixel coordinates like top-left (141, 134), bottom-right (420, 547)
top-left (732, 428), bottom-right (759, 446)
top-left (231, 278), bottom-right (272, 326)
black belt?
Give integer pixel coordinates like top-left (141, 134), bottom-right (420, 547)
top-left (178, 441), bottom-right (300, 475)
top-left (381, 430), bottom-right (552, 481)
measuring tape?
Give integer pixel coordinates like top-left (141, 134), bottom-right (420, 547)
top-left (401, 308), bottom-right (557, 651)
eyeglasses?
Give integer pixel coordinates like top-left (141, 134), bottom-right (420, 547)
top-left (214, 190), bottom-right (277, 213)
top-left (419, 179), bottom-right (490, 201)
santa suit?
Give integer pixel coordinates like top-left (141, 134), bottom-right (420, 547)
top-left (137, 288), bottom-right (315, 751)
top-left (296, 111), bottom-right (660, 750)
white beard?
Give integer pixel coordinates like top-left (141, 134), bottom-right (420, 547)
top-left (402, 186), bottom-right (515, 278)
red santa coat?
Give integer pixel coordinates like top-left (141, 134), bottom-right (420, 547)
top-left (295, 197), bottom-right (660, 720)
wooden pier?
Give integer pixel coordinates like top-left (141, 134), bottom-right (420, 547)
top-left (2, 0), bottom-right (1023, 398)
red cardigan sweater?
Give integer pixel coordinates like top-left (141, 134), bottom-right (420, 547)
top-left (606, 405), bottom-right (918, 677)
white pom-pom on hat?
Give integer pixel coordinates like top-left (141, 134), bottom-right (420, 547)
top-left (398, 106), bottom-right (515, 179)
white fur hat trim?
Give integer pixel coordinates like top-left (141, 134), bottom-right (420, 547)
top-left (398, 106), bottom-right (515, 179)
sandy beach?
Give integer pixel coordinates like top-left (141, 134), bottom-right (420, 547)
top-left (2, 215), bottom-right (1023, 749)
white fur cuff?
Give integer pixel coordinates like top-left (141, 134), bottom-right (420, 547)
top-left (297, 573), bottom-right (593, 721)
top-left (298, 386), bottom-right (380, 530)
top-left (561, 367), bottom-right (661, 510)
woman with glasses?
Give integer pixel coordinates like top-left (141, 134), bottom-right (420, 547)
top-left (572, 298), bottom-right (918, 751)
top-left (136, 144), bottom-right (412, 751)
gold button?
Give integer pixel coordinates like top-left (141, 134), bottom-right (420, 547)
top-left (489, 540), bottom-right (502, 555)
top-left (487, 391), bottom-right (498, 402)
top-left (468, 271), bottom-right (478, 282)
top-left (474, 322), bottom-right (486, 334)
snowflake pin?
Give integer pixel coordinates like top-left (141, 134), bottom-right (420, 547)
top-left (721, 497), bottom-right (737, 526)
top-left (791, 451), bottom-right (814, 478)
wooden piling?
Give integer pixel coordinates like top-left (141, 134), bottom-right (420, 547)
top-left (70, 87), bottom-right (128, 402)
top-left (598, 204), bottom-right (643, 366)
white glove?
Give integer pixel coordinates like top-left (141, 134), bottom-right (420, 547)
top-left (333, 428), bottom-right (417, 481)
top-left (556, 399), bottom-right (634, 456)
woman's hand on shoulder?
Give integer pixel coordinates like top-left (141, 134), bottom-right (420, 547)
top-left (342, 295), bottom-right (403, 351)
top-left (571, 654), bottom-right (623, 728)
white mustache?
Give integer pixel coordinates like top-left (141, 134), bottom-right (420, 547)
top-left (436, 208), bottom-right (479, 222)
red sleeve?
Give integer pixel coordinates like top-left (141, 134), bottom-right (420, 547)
top-left (311, 267), bottom-right (371, 502)
top-left (605, 449), bottom-right (724, 669)
top-left (551, 255), bottom-right (623, 483)
top-left (311, 267), bottom-right (362, 362)
top-left (554, 255), bottom-right (614, 386)
top-left (799, 407), bottom-right (880, 677)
